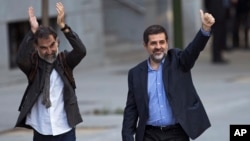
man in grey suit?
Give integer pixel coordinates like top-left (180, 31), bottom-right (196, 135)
top-left (122, 10), bottom-right (215, 141)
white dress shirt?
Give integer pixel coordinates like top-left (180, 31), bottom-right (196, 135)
top-left (26, 69), bottom-right (72, 136)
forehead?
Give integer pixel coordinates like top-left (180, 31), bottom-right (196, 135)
top-left (148, 33), bottom-right (166, 42)
top-left (37, 35), bottom-right (56, 46)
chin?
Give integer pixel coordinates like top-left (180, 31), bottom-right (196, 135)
top-left (43, 54), bottom-right (58, 64)
top-left (150, 52), bottom-right (166, 63)
top-left (46, 58), bottom-right (56, 64)
top-left (154, 54), bottom-right (164, 60)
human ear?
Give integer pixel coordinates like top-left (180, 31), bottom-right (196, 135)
top-left (56, 38), bottom-right (60, 45)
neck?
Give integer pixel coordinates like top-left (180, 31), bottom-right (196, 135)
top-left (149, 59), bottom-right (161, 70)
top-left (149, 53), bottom-right (166, 70)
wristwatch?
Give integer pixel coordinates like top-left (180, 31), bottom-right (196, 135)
top-left (61, 24), bottom-right (70, 32)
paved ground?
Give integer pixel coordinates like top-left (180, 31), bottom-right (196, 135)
top-left (0, 46), bottom-right (250, 141)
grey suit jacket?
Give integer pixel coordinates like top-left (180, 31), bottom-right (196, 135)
top-left (122, 30), bottom-right (211, 141)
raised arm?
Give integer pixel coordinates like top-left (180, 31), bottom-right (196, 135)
top-left (178, 10), bottom-right (215, 71)
top-left (56, 2), bottom-right (69, 33)
top-left (16, 7), bottom-right (39, 75)
top-left (28, 7), bottom-right (39, 34)
top-left (56, 2), bottom-right (86, 69)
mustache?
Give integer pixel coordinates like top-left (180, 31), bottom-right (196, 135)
top-left (153, 48), bottom-right (164, 53)
top-left (45, 53), bottom-right (57, 58)
top-left (44, 49), bottom-right (59, 58)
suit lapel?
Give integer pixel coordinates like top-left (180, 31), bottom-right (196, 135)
top-left (162, 56), bottom-right (172, 99)
top-left (139, 61), bottom-right (149, 107)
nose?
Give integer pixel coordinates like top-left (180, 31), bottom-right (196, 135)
top-left (155, 43), bottom-right (161, 49)
top-left (46, 48), bottom-right (52, 55)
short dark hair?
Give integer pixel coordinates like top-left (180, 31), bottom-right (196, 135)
top-left (143, 25), bottom-right (168, 45)
top-left (34, 26), bottom-right (58, 45)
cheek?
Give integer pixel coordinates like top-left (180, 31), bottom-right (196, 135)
top-left (51, 46), bottom-right (58, 52)
top-left (162, 44), bottom-right (168, 50)
top-left (147, 47), bottom-right (154, 53)
top-left (37, 50), bottom-right (46, 57)
top-left (37, 49), bottom-right (46, 55)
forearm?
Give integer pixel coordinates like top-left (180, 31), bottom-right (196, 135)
top-left (16, 31), bottom-right (35, 74)
top-left (188, 30), bottom-right (210, 53)
top-left (64, 27), bottom-right (86, 54)
top-left (179, 30), bottom-right (210, 71)
top-left (63, 26), bottom-right (86, 68)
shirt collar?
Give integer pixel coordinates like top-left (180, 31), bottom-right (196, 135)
top-left (147, 57), bottom-right (165, 71)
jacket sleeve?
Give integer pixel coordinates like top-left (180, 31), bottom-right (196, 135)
top-left (63, 27), bottom-right (87, 69)
top-left (178, 30), bottom-right (210, 71)
top-left (16, 31), bottom-right (35, 76)
top-left (122, 69), bottom-right (138, 141)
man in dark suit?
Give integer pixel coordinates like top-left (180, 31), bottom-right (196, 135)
top-left (122, 10), bottom-right (215, 141)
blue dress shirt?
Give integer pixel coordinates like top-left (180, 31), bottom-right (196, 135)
top-left (146, 59), bottom-right (176, 126)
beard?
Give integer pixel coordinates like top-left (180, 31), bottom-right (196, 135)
top-left (38, 48), bottom-right (59, 64)
top-left (150, 48), bottom-right (166, 63)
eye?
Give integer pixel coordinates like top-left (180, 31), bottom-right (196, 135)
top-left (50, 42), bottom-right (55, 48)
top-left (39, 46), bottom-right (47, 50)
top-left (159, 40), bottom-right (166, 45)
top-left (150, 41), bottom-right (157, 46)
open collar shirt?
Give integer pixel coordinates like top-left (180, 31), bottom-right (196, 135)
top-left (26, 69), bottom-right (71, 135)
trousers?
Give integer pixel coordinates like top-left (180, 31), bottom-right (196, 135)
top-left (33, 128), bottom-right (76, 141)
top-left (144, 124), bottom-right (189, 141)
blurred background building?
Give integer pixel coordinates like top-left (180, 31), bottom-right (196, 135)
top-left (0, 1), bottom-right (249, 140)
top-left (0, 0), bottom-right (202, 73)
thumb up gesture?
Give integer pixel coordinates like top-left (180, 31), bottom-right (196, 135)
top-left (200, 9), bottom-right (215, 32)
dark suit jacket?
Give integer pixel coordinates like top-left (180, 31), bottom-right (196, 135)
top-left (122, 30), bottom-right (211, 141)
top-left (15, 28), bottom-right (86, 128)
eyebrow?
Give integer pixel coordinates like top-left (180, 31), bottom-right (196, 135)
top-left (39, 41), bottom-right (56, 48)
top-left (150, 40), bottom-right (165, 43)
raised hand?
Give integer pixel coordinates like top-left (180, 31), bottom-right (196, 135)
top-left (56, 2), bottom-right (65, 29)
top-left (200, 9), bottom-right (215, 32)
top-left (28, 7), bottom-right (39, 33)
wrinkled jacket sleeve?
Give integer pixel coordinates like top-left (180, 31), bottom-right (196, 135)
top-left (63, 27), bottom-right (86, 69)
top-left (178, 30), bottom-right (210, 71)
top-left (16, 31), bottom-right (35, 76)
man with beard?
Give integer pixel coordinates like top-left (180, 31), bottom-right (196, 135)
top-left (15, 2), bottom-right (86, 141)
top-left (122, 10), bottom-right (214, 141)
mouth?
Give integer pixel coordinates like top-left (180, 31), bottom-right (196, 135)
top-left (153, 48), bottom-right (164, 53)
top-left (153, 51), bottom-right (163, 55)
top-left (45, 54), bottom-right (56, 61)
top-left (46, 53), bottom-right (55, 58)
